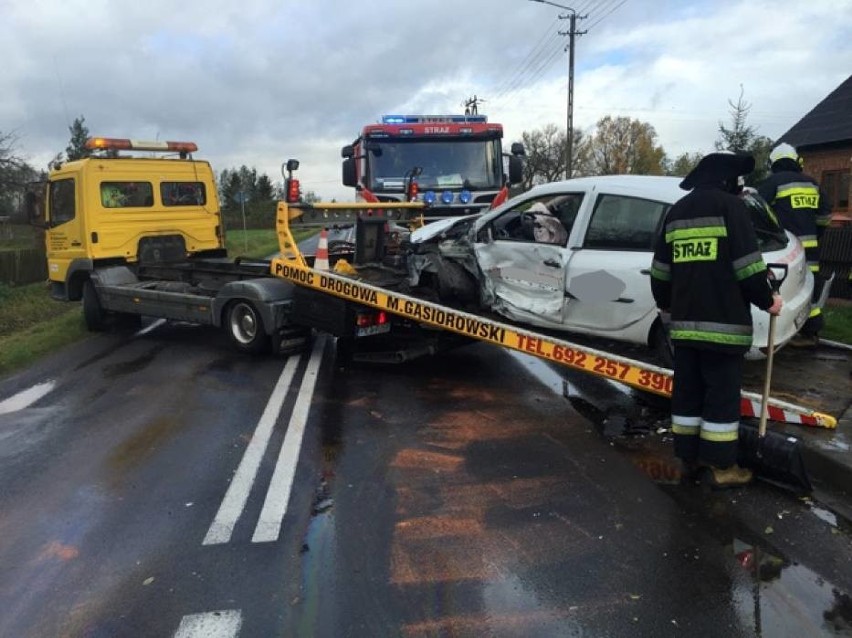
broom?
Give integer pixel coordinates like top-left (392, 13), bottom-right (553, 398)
top-left (738, 265), bottom-right (812, 492)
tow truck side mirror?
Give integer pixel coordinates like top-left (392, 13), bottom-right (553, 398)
top-left (511, 142), bottom-right (526, 157)
top-left (508, 156), bottom-right (523, 185)
top-left (341, 145), bottom-right (354, 159)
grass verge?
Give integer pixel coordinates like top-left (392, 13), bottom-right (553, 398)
top-left (0, 283), bottom-right (86, 377)
top-left (822, 302), bottom-right (852, 344)
top-left (0, 229), bottom-right (319, 377)
top-left (225, 228), bottom-right (316, 259)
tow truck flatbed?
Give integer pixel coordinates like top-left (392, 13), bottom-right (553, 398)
top-left (271, 200), bottom-right (837, 430)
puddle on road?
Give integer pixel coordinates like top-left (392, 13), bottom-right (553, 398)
top-left (296, 480), bottom-right (337, 638)
top-left (105, 416), bottom-right (183, 488)
top-left (101, 344), bottom-right (167, 378)
top-left (730, 538), bottom-right (852, 635)
top-left (511, 350), bottom-right (852, 635)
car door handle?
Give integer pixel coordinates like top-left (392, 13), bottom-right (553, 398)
top-left (543, 259), bottom-right (561, 268)
top-left (640, 268), bottom-right (651, 275)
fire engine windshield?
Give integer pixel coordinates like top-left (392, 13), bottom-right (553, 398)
top-left (367, 139), bottom-right (502, 192)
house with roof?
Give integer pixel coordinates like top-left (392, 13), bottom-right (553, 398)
top-left (779, 73), bottom-right (852, 224)
top-left (779, 74), bottom-right (852, 298)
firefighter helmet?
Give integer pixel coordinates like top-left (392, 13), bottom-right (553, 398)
top-left (769, 143), bottom-right (803, 169)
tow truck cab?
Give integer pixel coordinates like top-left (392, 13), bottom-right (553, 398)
top-left (30, 137), bottom-right (225, 301)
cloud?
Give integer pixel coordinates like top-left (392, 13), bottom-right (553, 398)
top-left (1, 0), bottom-right (850, 201)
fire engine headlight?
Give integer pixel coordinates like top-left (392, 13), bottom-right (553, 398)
top-left (423, 191), bottom-right (436, 205)
top-left (440, 190), bottom-right (454, 205)
top-left (459, 190), bottom-right (472, 204)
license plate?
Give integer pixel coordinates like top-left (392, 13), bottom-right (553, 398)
top-left (357, 323), bottom-right (391, 338)
top-left (794, 306), bottom-right (809, 329)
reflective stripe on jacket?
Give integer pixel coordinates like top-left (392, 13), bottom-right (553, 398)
top-left (758, 170), bottom-right (832, 273)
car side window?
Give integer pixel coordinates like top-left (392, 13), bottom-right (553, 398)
top-left (490, 194), bottom-right (580, 245)
top-left (49, 178), bottom-right (76, 225)
top-left (583, 194), bottom-right (668, 251)
top-left (742, 190), bottom-right (788, 252)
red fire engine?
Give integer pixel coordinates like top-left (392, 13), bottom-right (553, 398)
top-left (341, 114), bottom-right (525, 217)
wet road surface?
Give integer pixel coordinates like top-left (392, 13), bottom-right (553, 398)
top-left (0, 325), bottom-right (850, 637)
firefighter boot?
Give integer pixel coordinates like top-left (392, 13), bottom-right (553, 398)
top-left (680, 459), bottom-right (701, 485)
top-left (703, 464), bottom-right (753, 489)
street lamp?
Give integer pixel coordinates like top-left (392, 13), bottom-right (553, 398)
top-left (529, 0), bottom-right (583, 179)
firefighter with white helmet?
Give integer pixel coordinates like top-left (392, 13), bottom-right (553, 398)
top-left (758, 143), bottom-right (832, 345)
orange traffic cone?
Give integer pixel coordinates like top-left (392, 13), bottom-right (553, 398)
top-left (314, 228), bottom-right (330, 271)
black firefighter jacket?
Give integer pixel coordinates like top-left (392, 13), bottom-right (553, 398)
top-left (757, 169), bottom-right (832, 273)
top-left (651, 185), bottom-right (775, 354)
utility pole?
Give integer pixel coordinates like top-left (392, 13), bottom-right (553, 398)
top-left (529, 0), bottom-right (586, 179)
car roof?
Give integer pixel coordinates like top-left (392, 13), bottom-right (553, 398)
top-left (475, 175), bottom-right (687, 229)
top-left (525, 175), bottom-right (686, 204)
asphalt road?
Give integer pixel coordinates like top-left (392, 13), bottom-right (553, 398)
top-left (0, 324), bottom-right (851, 637)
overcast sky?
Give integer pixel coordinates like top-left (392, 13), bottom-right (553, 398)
top-left (2, 0), bottom-right (851, 200)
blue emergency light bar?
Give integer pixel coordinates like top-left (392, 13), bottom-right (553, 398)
top-left (381, 114), bottom-right (488, 124)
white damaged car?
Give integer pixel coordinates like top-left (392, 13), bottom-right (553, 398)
top-left (406, 175), bottom-right (814, 361)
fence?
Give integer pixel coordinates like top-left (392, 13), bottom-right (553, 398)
top-left (0, 248), bottom-right (47, 285)
top-left (822, 225), bottom-right (852, 300)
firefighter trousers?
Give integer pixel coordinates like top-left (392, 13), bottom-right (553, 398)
top-left (670, 346), bottom-right (743, 469)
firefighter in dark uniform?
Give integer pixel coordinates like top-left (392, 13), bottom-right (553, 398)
top-left (651, 152), bottom-right (783, 487)
top-left (758, 143), bottom-right (832, 346)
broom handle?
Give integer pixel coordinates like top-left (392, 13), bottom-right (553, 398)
top-left (759, 312), bottom-right (777, 439)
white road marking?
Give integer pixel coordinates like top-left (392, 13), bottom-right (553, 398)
top-left (134, 318), bottom-right (167, 337)
top-left (174, 609), bottom-right (242, 637)
top-left (202, 355), bottom-right (302, 545)
top-left (0, 381), bottom-right (56, 415)
top-left (252, 336), bottom-right (326, 543)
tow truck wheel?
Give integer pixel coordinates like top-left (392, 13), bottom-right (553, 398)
top-left (226, 300), bottom-right (269, 354)
top-left (82, 280), bottom-right (107, 332)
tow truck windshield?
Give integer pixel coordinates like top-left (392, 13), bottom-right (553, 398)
top-left (367, 139), bottom-right (502, 192)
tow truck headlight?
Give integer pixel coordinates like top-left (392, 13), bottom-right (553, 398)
top-left (459, 190), bottom-right (472, 204)
top-left (440, 190), bottom-right (454, 205)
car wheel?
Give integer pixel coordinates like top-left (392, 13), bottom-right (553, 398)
top-left (226, 300), bottom-right (270, 354)
top-left (82, 280), bottom-right (107, 332)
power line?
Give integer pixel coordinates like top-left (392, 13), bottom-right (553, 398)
top-left (586, 0), bottom-right (628, 31)
top-left (492, 16), bottom-right (562, 99)
top-left (493, 27), bottom-right (563, 101)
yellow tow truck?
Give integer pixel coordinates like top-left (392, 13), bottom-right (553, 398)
top-left (26, 137), bottom-right (314, 354)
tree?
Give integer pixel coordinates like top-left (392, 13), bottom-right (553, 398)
top-left (218, 169), bottom-right (243, 211)
top-left (581, 116), bottom-right (667, 176)
top-left (302, 190), bottom-right (320, 204)
top-left (0, 130), bottom-right (38, 219)
top-left (667, 151), bottom-right (703, 177)
top-left (255, 174), bottom-right (275, 202)
top-left (217, 165), bottom-right (279, 230)
top-left (65, 116), bottom-right (91, 161)
top-left (714, 87), bottom-right (773, 186)
top-left (519, 124), bottom-right (586, 190)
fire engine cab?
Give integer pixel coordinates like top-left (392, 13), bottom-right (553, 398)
top-left (341, 114), bottom-right (525, 218)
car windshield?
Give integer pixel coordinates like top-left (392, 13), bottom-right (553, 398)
top-left (742, 190), bottom-right (788, 252)
top-left (367, 139), bottom-right (502, 191)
